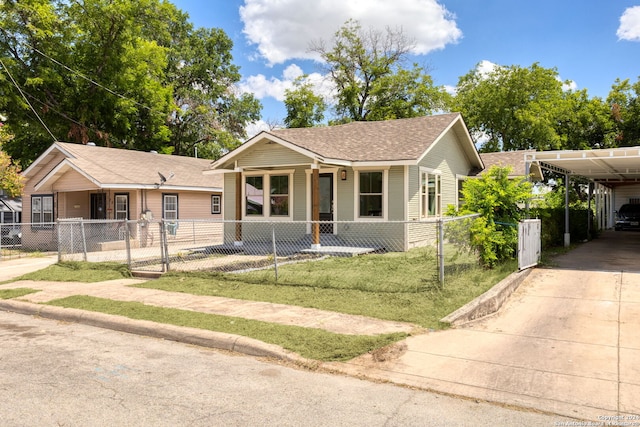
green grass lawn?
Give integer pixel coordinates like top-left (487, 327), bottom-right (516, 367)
top-left (12, 250), bottom-right (516, 361)
top-left (0, 288), bottom-right (39, 299)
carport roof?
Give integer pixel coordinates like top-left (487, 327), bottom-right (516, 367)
top-left (525, 146), bottom-right (640, 184)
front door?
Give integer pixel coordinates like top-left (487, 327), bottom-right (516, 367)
top-left (91, 193), bottom-right (107, 219)
top-left (319, 173), bottom-right (333, 233)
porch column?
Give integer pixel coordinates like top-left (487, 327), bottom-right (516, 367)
top-left (235, 171), bottom-right (242, 245)
top-left (312, 166), bottom-right (320, 248)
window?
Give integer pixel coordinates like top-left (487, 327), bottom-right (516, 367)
top-left (114, 194), bottom-right (129, 220)
top-left (211, 195), bottom-right (221, 214)
top-left (359, 171), bottom-right (383, 217)
top-left (245, 176), bottom-right (264, 216)
top-left (421, 172), bottom-right (441, 218)
top-left (244, 173), bottom-right (292, 218)
top-left (31, 195), bottom-right (53, 227)
top-left (457, 177), bottom-right (466, 208)
top-left (162, 194), bottom-right (178, 220)
top-left (270, 175), bottom-right (289, 216)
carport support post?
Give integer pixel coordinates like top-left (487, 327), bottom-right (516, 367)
top-left (564, 173), bottom-right (570, 247)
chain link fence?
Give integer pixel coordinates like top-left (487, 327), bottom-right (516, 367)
top-left (4, 216), bottom-right (482, 286)
top-left (54, 216), bottom-right (482, 284)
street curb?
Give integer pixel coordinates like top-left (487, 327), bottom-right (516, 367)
top-left (440, 268), bottom-right (533, 326)
top-left (0, 299), bottom-right (304, 363)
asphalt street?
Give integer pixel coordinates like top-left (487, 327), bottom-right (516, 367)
top-left (0, 310), bottom-right (573, 427)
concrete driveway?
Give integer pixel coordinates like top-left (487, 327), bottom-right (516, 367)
top-left (335, 231), bottom-right (640, 421)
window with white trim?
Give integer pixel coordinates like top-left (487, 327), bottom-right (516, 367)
top-left (211, 195), bottom-right (221, 214)
top-left (270, 175), bottom-right (289, 216)
top-left (114, 193), bottom-right (129, 220)
top-left (421, 171), bottom-right (441, 218)
top-left (244, 173), bottom-right (292, 218)
top-left (162, 194), bottom-right (178, 220)
top-left (31, 195), bottom-right (53, 228)
top-left (359, 171), bottom-right (383, 217)
top-left (245, 176), bottom-right (264, 216)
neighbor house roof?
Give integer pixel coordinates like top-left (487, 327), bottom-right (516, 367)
top-left (478, 150), bottom-right (543, 180)
top-left (23, 142), bottom-right (222, 192)
top-left (211, 113), bottom-right (483, 169)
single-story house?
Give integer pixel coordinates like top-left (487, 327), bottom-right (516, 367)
top-left (478, 150), bottom-right (542, 180)
top-left (207, 113), bottom-right (484, 251)
top-left (21, 142), bottom-right (222, 251)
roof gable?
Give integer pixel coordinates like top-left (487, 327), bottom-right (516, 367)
top-left (25, 142), bottom-right (222, 191)
top-left (212, 113), bottom-right (483, 169)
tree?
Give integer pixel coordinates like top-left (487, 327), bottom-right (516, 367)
top-left (453, 63), bottom-right (569, 152)
top-left (0, 0), bottom-right (260, 165)
top-left (283, 76), bottom-right (326, 128)
top-left (309, 19), bottom-right (450, 124)
top-left (607, 77), bottom-right (640, 146)
top-left (0, 125), bottom-right (24, 197)
top-left (447, 166), bottom-right (532, 268)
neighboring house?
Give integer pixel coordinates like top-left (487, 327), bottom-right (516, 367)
top-left (478, 150), bottom-right (543, 180)
top-left (207, 113), bottom-right (483, 251)
top-left (21, 142), bottom-right (222, 251)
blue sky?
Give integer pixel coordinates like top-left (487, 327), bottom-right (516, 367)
top-left (171, 0), bottom-right (640, 135)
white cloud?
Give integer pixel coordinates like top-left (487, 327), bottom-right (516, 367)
top-left (239, 0), bottom-right (462, 65)
top-left (617, 6), bottom-right (640, 41)
top-left (240, 63), bottom-right (335, 103)
top-left (476, 60), bottom-right (499, 78)
top-left (561, 79), bottom-right (577, 92)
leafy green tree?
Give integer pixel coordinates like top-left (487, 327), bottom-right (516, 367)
top-left (453, 63), bottom-right (568, 152)
top-left (283, 76), bottom-right (326, 128)
top-left (447, 166), bottom-right (532, 268)
top-left (607, 77), bottom-right (640, 146)
top-left (0, 0), bottom-right (260, 165)
top-left (309, 19), bottom-right (450, 124)
top-left (0, 125), bottom-right (24, 197)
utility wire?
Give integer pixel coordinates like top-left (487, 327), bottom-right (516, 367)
top-left (27, 43), bottom-right (154, 112)
top-left (0, 57), bottom-right (58, 142)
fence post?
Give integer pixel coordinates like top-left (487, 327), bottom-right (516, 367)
top-left (159, 221), bottom-right (170, 272)
top-left (57, 220), bottom-right (62, 262)
top-left (80, 220), bottom-right (87, 262)
top-left (124, 222), bottom-right (132, 269)
top-left (438, 218), bottom-right (445, 285)
top-left (271, 223), bottom-right (279, 282)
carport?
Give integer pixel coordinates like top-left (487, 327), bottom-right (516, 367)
top-left (525, 146), bottom-right (640, 246)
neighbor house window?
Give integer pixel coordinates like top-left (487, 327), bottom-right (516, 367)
top-left (270, 175), bottom-right (289, 216)
top-left (31, 195), bottom-right (53, 228)
top-left (114, 194), bottom-right (129, 220)
top-left (245, 176), bottom-right (264, 216)
top-left (359, 171), bottom-right (383, 217)
top-left (162, 194), bottom-right (178, 220)
top-left (211, 195), bottom-right (221, 214)
top-left (421, 171), bottom-right (441, 218)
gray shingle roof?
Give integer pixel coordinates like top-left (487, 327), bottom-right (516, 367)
top-left (267, 113), bottom-right (463, 162)
top-left (479, 150), bottom-right (536, 177)
top-left (52, 142), bottom-right (220, 189)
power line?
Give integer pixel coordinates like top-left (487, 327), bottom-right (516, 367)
top-left (27, 43), bottom-right (155, 112)
top-left (0, 57), bottom-right (58, 142)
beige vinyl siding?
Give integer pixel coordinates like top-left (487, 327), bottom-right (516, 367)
top-left (388, 166), bottom-right (405, 221)
top-left (53, 168), bottom-right (99, 191)
top-left (235, 141), bottom-right (312, 168)
top-left (336, 169), bottom-right (354, 221)
top-left (408, 131), bottom-right (476, 248)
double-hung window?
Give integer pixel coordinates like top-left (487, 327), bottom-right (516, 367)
top-left (421, 170), bottom-right (441, 218)
top-left (114, 194), bottom-right (129, 220)
top-left (211, 195), bottom-right (221, 214)
top-left (269, 175), bottom-right (289, 216)
top-left (31, 195), bottom-right (53, 228)
top-left (244, 173), bottom-right (291, 218)
top-left (162, 194), bottom-right (178, 220)
top-left (358, 171), bottom-right (383, 217)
